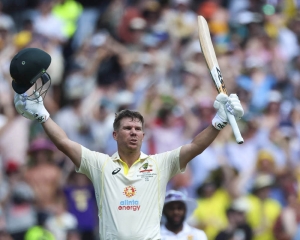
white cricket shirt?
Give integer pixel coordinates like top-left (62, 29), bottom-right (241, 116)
top-left (76, 145), bottom-right (183, 240)
top-left (160, 223), bottom-right (207, 240)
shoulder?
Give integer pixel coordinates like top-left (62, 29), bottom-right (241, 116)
top-left (150, 147), bottom-right (182, 160)
top-left (160, 224), bottom-right (173, 237)
top-left (185, 224), bottom-right (207, 239)
top-left (78, 146), bottom-right (111, 173)
top-left (81, 146), bottom-right (109, 160)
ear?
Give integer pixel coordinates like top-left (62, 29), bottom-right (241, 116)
top-left (113, 131), bottom-right (117, 140)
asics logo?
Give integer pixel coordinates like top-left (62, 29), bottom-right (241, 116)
top-left (112, 167), bottom-right (121, 175)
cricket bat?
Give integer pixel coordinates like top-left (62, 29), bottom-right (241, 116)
top-left (197, 15), bottom-right (244, 144)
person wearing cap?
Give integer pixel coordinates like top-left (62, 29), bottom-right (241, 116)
top-left (12, 47), bottom-right (244, 239)
top-left (161, 190), bottom-right (207, 240)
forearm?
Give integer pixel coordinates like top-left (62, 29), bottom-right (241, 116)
top-left (180, 125), bottom-right (220, 168)
top-left (41, 118), bottom-right (69, 149)
top-left (41, 118), bottom-right (82, 168)
top-left (190, 125), bottom-right (220, 157)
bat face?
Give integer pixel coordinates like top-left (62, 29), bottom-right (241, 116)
top-left (197, 16), bottom-right (227, 94)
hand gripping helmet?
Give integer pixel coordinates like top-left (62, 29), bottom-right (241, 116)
top-left (10, 48), bottom-right (51, 100)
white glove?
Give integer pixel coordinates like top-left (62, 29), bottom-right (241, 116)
top-left (14, 92), bottom-right (50, 123)
top-left (212, 93), bottom-right (244, 130)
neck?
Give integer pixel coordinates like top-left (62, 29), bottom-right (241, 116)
top-left (118, 149), bottom-right (141, 168)
top-left (165, 223), bottom-right (183, 235)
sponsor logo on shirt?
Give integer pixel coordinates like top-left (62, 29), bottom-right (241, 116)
top-left (118, 199), bottom-right (140, 211)
top-left (123, 186), bottom-right (136, 198)
top-left (139, 163), bottom-right (153, 172)
top-left (112, 167), bottom-right (121, 175)
top-left (119, 186), bottom-right (140, 211)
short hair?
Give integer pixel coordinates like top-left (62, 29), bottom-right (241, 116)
top-left (113, 109), bottom-right (144, 131)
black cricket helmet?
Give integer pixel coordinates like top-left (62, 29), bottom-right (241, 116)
top-left (10, 48), bottom-right (51, 100)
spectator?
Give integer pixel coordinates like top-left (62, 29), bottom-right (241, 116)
top-left (2, 161), bottom-right (36, 240)
top-left (161, 190), bottom-right (207, 240)
top-left (246, 174), bottom-right (281, 240)
top-left (273, 172), bottom-right (300, 239)
top-left (24, 138), bottom-right (62, 212)
top-left (258, 90), bottom-right (282, 132)
top-left (215, 197), bottom-right (253, 240)
top-left (236, 51), bottom-right (277, 114)
top-left (63, 171), bottom-right (98, 240)
top-left (32, 0), bottom-right (68, 45)
top-left (45, 191), bottom-right (78, 240)
top-left (189, 168), bottom-right (232, 240)
top-left (270, 168), bottom-right (297, 207)
top-left (52, 0), bottom-right (83, 39)
top-left (0, 106), bottom-right (31, 166)
top-left (255, 149), bottom-right (277, 175)
top-left (24, 211), bottom-right (55, 240)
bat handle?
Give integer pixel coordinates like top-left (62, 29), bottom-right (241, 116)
top-left (226, 110), bottom-right (244, 144)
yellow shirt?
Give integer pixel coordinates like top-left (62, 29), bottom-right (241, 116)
top-left (192, 189), bottom-right (230, 240)
top-left (246, 195), bottom-right (281, 240)
top-left (52, 0), bottom-right (82, 37)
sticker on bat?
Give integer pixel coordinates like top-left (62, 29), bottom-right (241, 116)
top-left (210, 66), bottom-right (227, 94)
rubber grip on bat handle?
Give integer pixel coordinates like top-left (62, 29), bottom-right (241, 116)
top-left (226, 110), bottom-right (244, 144)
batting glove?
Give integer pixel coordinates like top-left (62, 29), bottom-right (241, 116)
top-left (14, 92), bottom-right (50, 123)
top-left (212, 93), bottom-right (244, 130)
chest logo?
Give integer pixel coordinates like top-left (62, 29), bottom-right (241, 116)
top-left (139, 163), bottom-right (153, 172)
top-left (123, 186), bottom-right (137, 198)
top-left (112, 167), bottom-right (121, 175)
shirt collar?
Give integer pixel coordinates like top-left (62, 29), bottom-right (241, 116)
top-left (111, 151), bottom-right (148, 161)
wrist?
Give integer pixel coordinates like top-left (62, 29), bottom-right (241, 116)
top-left (212, 114), bottom-right (227, 130)
top-left (35, 110), bottom-right (50, 123)
top-left (42, 113), bottom-right (50, 123)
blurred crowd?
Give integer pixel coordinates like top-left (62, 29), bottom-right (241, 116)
top-left (0, 0), bottom-right (300, 239)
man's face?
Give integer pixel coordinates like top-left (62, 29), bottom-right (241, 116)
top-left (163, 201), bottom-right (186, 227)
top-left (113, 117), bottom-right (144, 151)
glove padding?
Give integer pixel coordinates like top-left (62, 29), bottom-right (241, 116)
top-left (212, 93), bottom-right (244, 130)
top-left (14, 92), bottom-right (50, 123)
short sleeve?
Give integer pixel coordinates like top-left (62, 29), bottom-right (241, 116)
top-left (153, 146), bottom-right (182, 181)
top-left (76, 146), bottom-right (109, 180)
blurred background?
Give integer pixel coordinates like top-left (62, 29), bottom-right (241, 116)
top-left (0, 0), bottom-right (300, 239)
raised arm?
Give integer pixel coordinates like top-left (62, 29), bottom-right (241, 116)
top-left (14, 92), bottom-right (82, 168)
top-left (42, 118), bottom-right (81, 168)
top-left (180, 125), bottom-right (219, 168)
top-left (179, 93), bottom-right (244, 169)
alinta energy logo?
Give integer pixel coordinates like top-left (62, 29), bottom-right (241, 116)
top-left (118, 186), bottom-right (140, 211)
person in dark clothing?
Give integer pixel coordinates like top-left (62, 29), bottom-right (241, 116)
top-left (215, 198), bottom-right (252, 240)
